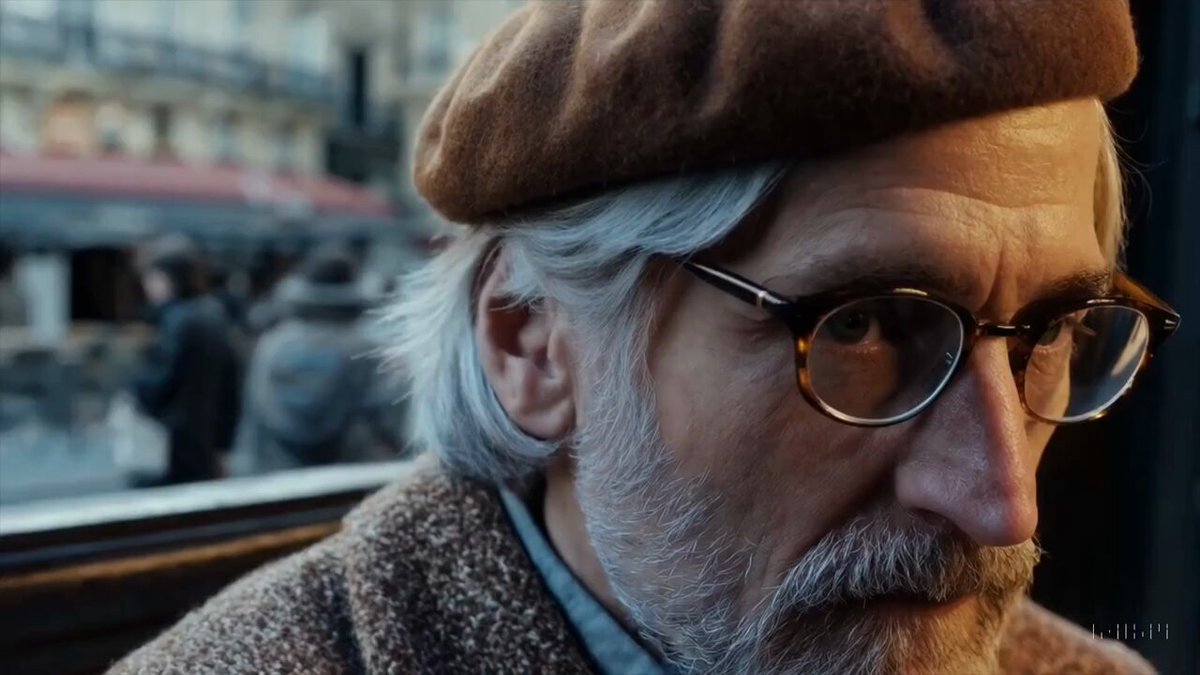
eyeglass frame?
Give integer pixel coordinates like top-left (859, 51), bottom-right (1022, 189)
top-left (680, 260), bottom-right (1181, 427)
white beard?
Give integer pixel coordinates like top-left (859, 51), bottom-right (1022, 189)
top-left (569, 363), bottom-right (1037, 674)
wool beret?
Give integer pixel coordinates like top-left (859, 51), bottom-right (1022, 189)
top-left (413, 0), bottom-right (1138, 224)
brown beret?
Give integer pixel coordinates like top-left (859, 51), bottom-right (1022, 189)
top-left (414, 0), bottom-right (1138, 224)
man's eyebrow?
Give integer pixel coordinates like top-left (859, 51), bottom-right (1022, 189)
top-left (764, 257), bottom-right (978, 299)
top-left (762, 256), bottom-right (1114, 302)
top-left (1041, 268), bottom-right (1114, 299)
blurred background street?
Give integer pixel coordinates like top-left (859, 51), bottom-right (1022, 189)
top-left (0, 0), bottom-right (524, 502)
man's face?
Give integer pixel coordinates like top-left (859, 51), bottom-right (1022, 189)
top-left (573, 99), bottom-right (1107, 673)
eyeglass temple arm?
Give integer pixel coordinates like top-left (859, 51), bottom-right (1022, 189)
top-left (681, 260), bottom-right (792, 312)
top-left (1116, 273), bottom-right (1181, 323)
top-left (684, 261), bottom-right (1181, 333)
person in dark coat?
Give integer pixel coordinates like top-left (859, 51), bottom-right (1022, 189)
top-left (130, 236), bottom-right (242, 485)
top-left (230, 245), bottom-right (407, 474)
top-left (206, 259), bottom-right (249, 333)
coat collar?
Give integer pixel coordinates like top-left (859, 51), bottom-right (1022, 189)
top-left (339, 456), bottom-right (594, 672)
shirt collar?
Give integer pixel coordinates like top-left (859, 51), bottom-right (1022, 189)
top-left (499, 486), bottom-right (668, 675)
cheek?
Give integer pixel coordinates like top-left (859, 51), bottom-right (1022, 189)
top-left (648, 308), bottom-right (796, 481)
top-left (649, 310), bottom-right (902, 581)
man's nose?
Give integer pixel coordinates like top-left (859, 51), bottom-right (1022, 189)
top-left (894, 340), bottom-right (1040, 547)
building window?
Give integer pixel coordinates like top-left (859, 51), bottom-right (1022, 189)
top-left (151, 104), bottom-right (174, 159)
top-left (99, 129), bottom-right (122, 154)
top-left (95, 101), bottom-right (125, 154)
top-left (231, 0), bottom-right (255, 47)
top-left (155, 0), bottom-right (175, 35)
top-left (287, 12), bottom-right (328, 72)
top-left (273, 122), bottom-right (296, 171)
top-left (0, 91), bottom-right (38, 153)
top-left (417, 3), bottom-right (452, 77)
top-left (3, 0), bottom-right (57, 19)
top-left (346, 48), bottom-right (369, 129)
top-left (214, 112), bottom-right (240, 164)
top-left (70, 247), bottom-right (140, 322)
top-left (40, 92), bottom-right (96, 156)
top-left (58, 0), bottom-right (96, 24)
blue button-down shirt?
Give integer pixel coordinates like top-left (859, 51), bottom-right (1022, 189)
top-left (500, 488), bottom-right (667, 675)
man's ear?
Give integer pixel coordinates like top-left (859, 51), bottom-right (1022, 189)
top-left (475, 252), bottom-right (576, 441)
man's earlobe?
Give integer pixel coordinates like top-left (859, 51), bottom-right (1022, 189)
top-left (475, 253), bottom-right (576, 441)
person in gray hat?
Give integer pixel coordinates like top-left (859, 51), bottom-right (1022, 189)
top-left (230, 244), bottom-right (408, 474)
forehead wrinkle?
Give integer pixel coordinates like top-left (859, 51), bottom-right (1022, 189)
top-left (762, 167), bottom-right (1097, 247)
top-left (850, 183), bottom-right (1091, 215)
top-left (763, 175), bottom-right (1091, 268)
top-left (847, 101), bottom-right (1102, 195)
top-left (838, 189), bottom-right (1102, 294)
top-left (753, 200), bottom-right (1003, 298)
top-left (756, 104), bottom-right (1102, 252)
top-left (784, 132), bottom-right (1099, 219)
top-left (844, 144), bottom-right (1097, 210)
top-left (750, 198), bottom-right (1103, 313)
top-left (739, 104), bottom-right (1105, 308)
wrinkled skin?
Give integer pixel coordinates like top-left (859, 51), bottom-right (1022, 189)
top-left (478, 99), bottom-right (1107, 673)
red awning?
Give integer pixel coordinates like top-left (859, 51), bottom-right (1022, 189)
top-left (0, 152), bottom-right (393, 217)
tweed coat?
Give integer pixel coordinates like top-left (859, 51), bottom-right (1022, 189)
top-left (110, 457), bottom-right (1154, 674)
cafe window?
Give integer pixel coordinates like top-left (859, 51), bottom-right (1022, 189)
top-left (273, 121), bottom-right (297, 171)
top-left (151, 104), bottom-right (174, 159)
top-left (214, 111), bottom-right (241, 164)
top-left (69, 248), bottom-right (140, 323)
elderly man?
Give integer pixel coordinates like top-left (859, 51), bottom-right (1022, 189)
top-left (112, 1), bottom-right (1180, 674)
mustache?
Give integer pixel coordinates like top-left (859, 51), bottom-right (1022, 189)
top-left (760, 515), bottom-right (1042, 618)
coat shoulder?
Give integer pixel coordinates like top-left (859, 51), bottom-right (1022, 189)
top-left (108, 536), bottom-right (359, 675)
top-left (1000, 599), bottom-right (1156, 674)
top-left (108, 457), bottom-right (591, 674)
top-left (106, 463), bottom-right (439, 675)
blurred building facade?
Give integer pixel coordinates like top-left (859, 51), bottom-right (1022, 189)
top-left (0, 0), bottom-right (526, 396)
top-left (319, 0), bottom-right (524, 203)
top-left (0, 0), bottom-right (419, 482)
top-left (0, 0), bottom-right (422, 343)
top-left (0, 0), bottom-right (533, 504)
top-left (0, 0), bottom-right (528, 235)
top-left (0, 0), bottom-right (334, 173)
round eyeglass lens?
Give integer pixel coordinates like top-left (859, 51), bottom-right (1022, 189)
top-left (806, 297), bottom-right (964, 423)
top-left (1023, 306), bottom-right (1149, 422)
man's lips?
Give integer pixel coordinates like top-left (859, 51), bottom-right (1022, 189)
top-left (870, 591), bottom-right (976, 617)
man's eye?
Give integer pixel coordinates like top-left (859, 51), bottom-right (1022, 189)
top-left (1037, 321), bottom-right (1064, 347)
top-left (821, 309), bottom-right (881, 345)
top-left (1036, 315), bottom-right (1093, 349)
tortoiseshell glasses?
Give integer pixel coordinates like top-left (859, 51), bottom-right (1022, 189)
top-left (682, 261), bottom-right (1181, 427)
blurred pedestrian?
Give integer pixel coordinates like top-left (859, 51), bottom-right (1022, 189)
top-left (206, 258), bottom-right (248, 331)
top-left (0, 244), bottom-right (27, 327)
top-left (231, 244), bottom-right (407, 474)
top-left (205, 256), bottom-right (253, 362)
top-left (244, 246), bottom-right (296, 336)
top-left (129, 236), bottom-right (242, 485)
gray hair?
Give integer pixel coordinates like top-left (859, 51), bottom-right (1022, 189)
top-left (382, 163), bottom-right (791, 481)
top-left (383, 102), bottom-right (1127, 483)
